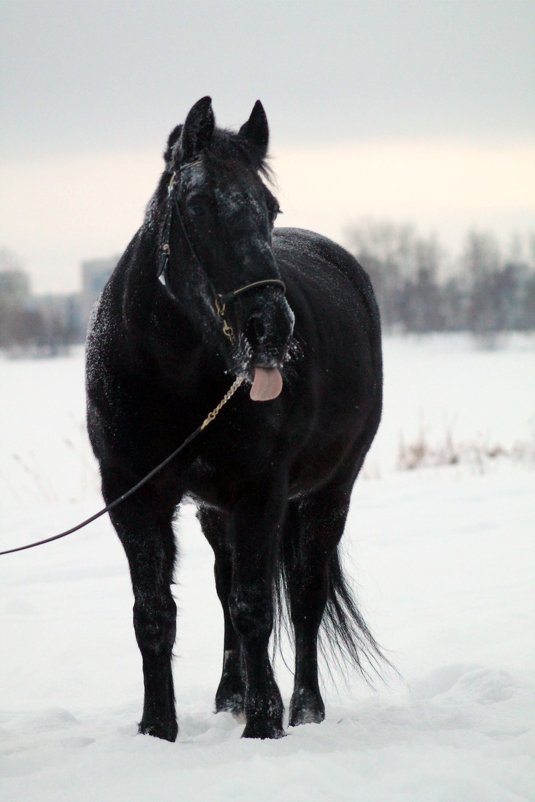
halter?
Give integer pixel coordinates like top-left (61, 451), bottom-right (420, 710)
top-left (158, 167), bottom-right (286, 344)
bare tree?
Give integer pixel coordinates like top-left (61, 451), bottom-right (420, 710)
top-left (345, 223), bottom-right (535, 338)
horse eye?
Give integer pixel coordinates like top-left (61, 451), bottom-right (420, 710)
top-left (186, 193), bottom-right (211, 217)
top-left (264, 192), bottom-right (281, 222)
top-left (269, 204), bottom-right (281, 222)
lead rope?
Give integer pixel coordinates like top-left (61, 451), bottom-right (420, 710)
top-left (0, 375), bottom-right (245, 556)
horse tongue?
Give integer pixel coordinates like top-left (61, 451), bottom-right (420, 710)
top-left (250, 367), bottom-right (283, 402)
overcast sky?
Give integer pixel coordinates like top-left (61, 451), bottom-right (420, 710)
top-left (1, 0), bottom-right (534, 293)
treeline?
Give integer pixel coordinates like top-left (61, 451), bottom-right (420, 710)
top-left (0, 298), bottom-right (77, 354)
top-left (2, 228), bottom-right (535, 354)
top-left (0, 248), bottom-right (78, 354)
top-left (347, 223), bottom-right (535, 337)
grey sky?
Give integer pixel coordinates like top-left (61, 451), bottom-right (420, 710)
top-left (1, 0), bottom-right (534, 293)
top-left (2, 0), bottom-right (534, 155)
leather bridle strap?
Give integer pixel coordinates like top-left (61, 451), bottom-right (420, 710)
top-left (216, 278), bottom-right (286, 310)
top-left (158, 169), bottom-right (286, 342)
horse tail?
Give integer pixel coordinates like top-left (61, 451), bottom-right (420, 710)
top-left (319, 546), bottom-right (390, 682)
top-left (274, 513), bottom-right (393, 684)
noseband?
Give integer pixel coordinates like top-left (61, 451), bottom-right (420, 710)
top-left (157, 167), bottom-right (286, 344)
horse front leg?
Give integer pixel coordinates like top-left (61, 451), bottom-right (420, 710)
top-left (229, 476), bottom-right (287, 739)
top-left (105, 479), bottom-right (179, 742)
top-left (197, 506), bottom-right (244, 715)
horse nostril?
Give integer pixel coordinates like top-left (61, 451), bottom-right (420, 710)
top-left (248, 314), bottom-right (266, 342)
top-left (254, 318), bottom-right (266, 340)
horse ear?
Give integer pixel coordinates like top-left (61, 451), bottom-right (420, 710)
top-left (179, 96), bottom-right (215, 163)
top-left (239, 100), bottom-right (269, 165)
top-left (164, 125), bottom-right (182, 166)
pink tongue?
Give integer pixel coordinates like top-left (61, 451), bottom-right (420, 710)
top-left (250, 367), bottom-right (283, 402)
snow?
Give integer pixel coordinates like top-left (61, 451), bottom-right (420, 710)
top-left (1, 335), bottom-right (534, 801)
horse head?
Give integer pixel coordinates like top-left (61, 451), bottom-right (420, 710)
top-left (156, 97), bottom-right (295, 401)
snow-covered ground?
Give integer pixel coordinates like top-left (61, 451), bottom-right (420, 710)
top-left (1, 335), bottom-right (534, 802)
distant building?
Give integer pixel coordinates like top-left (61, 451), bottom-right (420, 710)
top-left (28, 293), bottom-right (82, 345)
top-left (0, 271), bottom-right (79, 352)
top-left (80, 257), bottom-right (118, 337)
top-left (0, 270), bottom-right (30, 302)
top-left (0, 257), bottom-right (119, 352)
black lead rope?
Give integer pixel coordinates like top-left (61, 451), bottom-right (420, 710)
top-left (2, 167), bottom-right (286, 557)
top-left (0, 376), bottom-right (244, 557)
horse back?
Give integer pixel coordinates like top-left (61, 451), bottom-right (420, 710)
top-left (274, 228), bottom-right (382, 411)
top-left (268, 227), bottom-right (382, 489)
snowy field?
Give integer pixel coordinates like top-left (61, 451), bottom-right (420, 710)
top-left (1, 335), bottom-right (534, 802)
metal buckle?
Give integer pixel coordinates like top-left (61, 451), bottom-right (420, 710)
top-left (215, 297), bottom-right (234, 343)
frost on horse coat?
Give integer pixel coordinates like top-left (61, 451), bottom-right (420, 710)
top-left (86, 97), bottom-right (385, 741)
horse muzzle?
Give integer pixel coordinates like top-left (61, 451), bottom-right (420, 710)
top-left (243, 294), bottom-right (294, 402)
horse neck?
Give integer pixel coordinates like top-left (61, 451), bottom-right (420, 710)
top-left (123, 226), bottom-right (225, 380)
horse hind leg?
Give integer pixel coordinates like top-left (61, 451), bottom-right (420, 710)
top-left (105, 479), bottom-right (179, 741)
top-left (228, 476), bottom-right (287, 739)
top-left (283, 486), bottom-right (352, 727)
top-left (197, 506), bottom-right (244, 716)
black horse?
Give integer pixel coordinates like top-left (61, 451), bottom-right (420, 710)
top-left (86, 97), bottom-right (384, 741)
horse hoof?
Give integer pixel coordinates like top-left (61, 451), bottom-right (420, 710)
top-left (215, 690), bottom-right (244, 716)
top-left (139, 719), bottom-right (178, 742)
top-left (289, 690), bottom-right (325, 727)
top-left (289, 707), bottom-right (325, 727)
top-left (241, 720), bottom-right (285, 739)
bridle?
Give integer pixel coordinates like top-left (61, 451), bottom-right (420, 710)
top-left (157, 166), bottom-right (286, 344)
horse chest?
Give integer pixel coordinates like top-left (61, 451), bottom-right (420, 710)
top-left (184, 455), bottom-right (251, 509)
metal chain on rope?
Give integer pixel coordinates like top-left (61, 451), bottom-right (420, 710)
top-left (0, 375), bottom-right (245, 557)
top-left (200, 374), bottom-right (244, 429)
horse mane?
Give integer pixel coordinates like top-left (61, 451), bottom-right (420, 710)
top-left (206, 128), bottom-right (273, 181)
top-left (163, 123), bottom-right (272, 182)
top-left (147, 125), bottom-right (275, 230)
